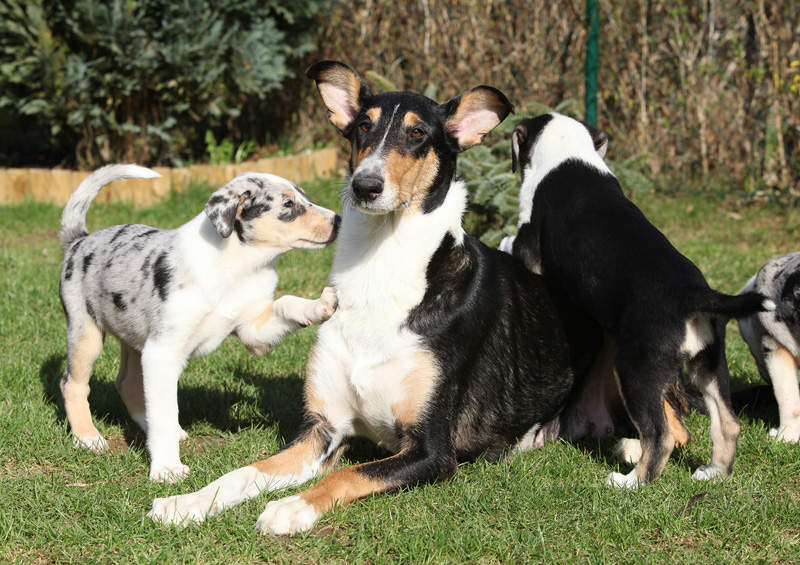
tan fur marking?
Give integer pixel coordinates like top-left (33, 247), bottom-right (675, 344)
top-left (62, 322), bottom-right (104, 437)
top-left (390, 351), bottom-right (439, 427)
top-left (775, 345), bottom-right (797, 370)
top-left (248, 205), bottom-right (334, 249)
top-left (445, 89), bottom-right (506, 148)
top-left (297, 465), bottom-right (391, 514)
top-left (355, 146), bottom-right (372, 169)
top-left (252, 302), bottom-right (275, 330)
top-left (403, 112), bottom-right (421, 127)
top-left (665, 399), bottom-right (690, 447)
top-left (115, 343), bottom-right (145, 421)
top-left (384, 147), bottom-right (439, 213)
top-left (365, 107), bottom-right (381, 122)
top-left (304, 351), bottom-right (326, 415)
top-left (250, 435), bottom-right (318, 475)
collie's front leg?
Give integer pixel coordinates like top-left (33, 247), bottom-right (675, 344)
top-left (149, 417), bottom-right (344, 526)
top-left (255, 436), bottom-right (456, 536)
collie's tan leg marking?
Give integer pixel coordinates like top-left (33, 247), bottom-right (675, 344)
top-left (255, 464), bottom-right (391, 535)
top-left (665, 399), bottom-right (690, 447)
top-left (691, 378), bottom-right (740, 481)
top-left (390, 352), bottom-right (439, 428)
top-left (61, 320), bottom-right (106, 450)
top-left (766, 345), bottom-right (800, 443)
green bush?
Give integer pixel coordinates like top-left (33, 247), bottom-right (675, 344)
top-left (0, 0), bottom-right (328, 168)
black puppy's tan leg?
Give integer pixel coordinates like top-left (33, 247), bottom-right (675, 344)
top-left (688, 333), bottom-right (740, 480)
top-left (255, 443), bottom-right (456, 535)
top-left (61, 319), bottom-right (106, 451)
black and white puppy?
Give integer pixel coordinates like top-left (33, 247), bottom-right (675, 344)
top-left (507, 112), bottom-right (774, 487)
top-left (149, 62), bottom-right (598, 534)
top-left (739, 252), bottom-right (800, 443)
top-left (59, 165), bottom-right (339, 482)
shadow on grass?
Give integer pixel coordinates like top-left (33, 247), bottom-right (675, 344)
top-left (39, 353), bottom-right (315, 448)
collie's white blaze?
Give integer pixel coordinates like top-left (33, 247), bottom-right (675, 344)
top-left (518, 114), bottom-right (612, 227)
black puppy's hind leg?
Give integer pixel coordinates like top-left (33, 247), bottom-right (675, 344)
top-left (688, 318), bottom-right (740, 480)
top-left (606, 351), bottom-right (677, 488)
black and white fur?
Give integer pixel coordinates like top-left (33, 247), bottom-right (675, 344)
top-left (58, 165), bottom-right (339, 482)
top-left (739, 252), bottom-right (800, 443)
top-left (507, 112), bottom-right (774, 487)
top-left (148, 62), bottom-right (598, 534)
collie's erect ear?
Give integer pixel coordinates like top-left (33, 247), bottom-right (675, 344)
top-left (441, 86), bottom-right (513, 151)
top-left (580, 120), bottom-right (609, 158)
top-left (306, 60), bottom-right (372, 133)
top-left (204, 182), bottom-right (251, 238)
top-left (511, 123), bottom-right (527, 173)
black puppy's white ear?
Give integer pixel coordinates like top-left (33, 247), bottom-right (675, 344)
top-left (580, 121), bottom-right (609, 158)
top-left (306, 60), bottom-right (372, 133)
top-left (442, 86), bottom-right (513, 150)
top-left (511, 123), bottom-right (527, 173)
top-left (204, 183), bottom-right (251, 238)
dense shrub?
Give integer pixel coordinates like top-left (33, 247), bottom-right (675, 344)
top-left (0, 0), bottom-right (328, 167)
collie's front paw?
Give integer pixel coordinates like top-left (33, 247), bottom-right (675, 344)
top-left (769, 422), bottom-right (800, 443)
top-left (691, 463), bottom-right (727, 481)
top-left (149, 463), bottom-right (190, 483)
top-left (149, 492), bottom-right (211, 526)
top-left (254, 495), bottom-right (320, 536)
top-left (605, 470), bottom-right (642, 489)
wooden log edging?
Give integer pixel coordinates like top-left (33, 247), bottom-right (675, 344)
top-left (0, 147), bottom-right (339, 208)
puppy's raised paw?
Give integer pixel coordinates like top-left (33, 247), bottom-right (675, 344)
top-left (254, 495), bottom-right (321, 536)
top-left (309, 287), bottom-right (338, 324)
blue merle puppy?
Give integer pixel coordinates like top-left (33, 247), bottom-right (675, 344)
top-left (58, 165), bottom-right (340, 482)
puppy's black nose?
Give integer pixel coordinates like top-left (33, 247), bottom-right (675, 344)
top-left (351, 175), bottom-right (383, 202)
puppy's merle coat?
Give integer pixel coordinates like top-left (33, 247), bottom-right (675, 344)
top-left (739, 252), bottom-right (800, 443)
top-left (508, 113), bottom-right (773, 487)
top-left (149, 62), bottom-right (596, 534)
top-left (58, 165), bottom-right (339, 482)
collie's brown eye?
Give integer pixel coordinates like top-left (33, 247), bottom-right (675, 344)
top-left (359, 122), bottom-right (370, 133)
top-left (410, 127), bottom-right (424, 139)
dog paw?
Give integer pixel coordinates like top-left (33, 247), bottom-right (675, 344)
top-left (613, 438), bottom-right (642, 466)
top-left (254, 495), bottom-right (320, 536)
top-left (73, 434), bottom-right (108, 452)
top-left (769, 425), bottom-right (800, 443)
top-left (178, 427), bottom-right (189, 442)
top-left (605, 471), bottom-right (642, 489)
top-left (149, 464), bottom-right (190, 483)
top-left (148, 493), bottom-right (212, 526)
top-left (691, 464), bottom-right (727, 481)
top-left (309, 287), bottom-right (338, 324)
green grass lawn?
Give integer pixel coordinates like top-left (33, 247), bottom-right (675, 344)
top-left (1, 178), bottom-right (799, 563)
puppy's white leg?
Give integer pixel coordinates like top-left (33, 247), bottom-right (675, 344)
top-left (141, 342), bottom-right (188, 483)
top-left (765, 346), bottom-right (800, 443)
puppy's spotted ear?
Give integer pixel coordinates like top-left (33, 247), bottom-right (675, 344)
top-left (204, 183), bottom-right (251, 238)
top-left (580, 120), bottom-right (609, 158)
top-left (307, 60), bottom-right (372, 133)
top-left (511, 123), bottom-right (527, 174)
top-left (441, 86), bottom-right (513, 151)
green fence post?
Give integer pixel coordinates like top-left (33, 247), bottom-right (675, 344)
top-left (585, 0), bottom-right (599, 126)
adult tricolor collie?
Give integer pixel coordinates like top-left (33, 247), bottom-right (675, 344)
top-left (149, 62), bottom-right (596, 534)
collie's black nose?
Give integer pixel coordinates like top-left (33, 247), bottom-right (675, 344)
top-left (351, 175), bottom-right (383, 202)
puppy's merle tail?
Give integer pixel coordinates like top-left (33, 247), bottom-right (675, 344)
top-left (686, 288), bottom-right (775, 319)
top-left (59, 164), bottom-right (160, 253)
